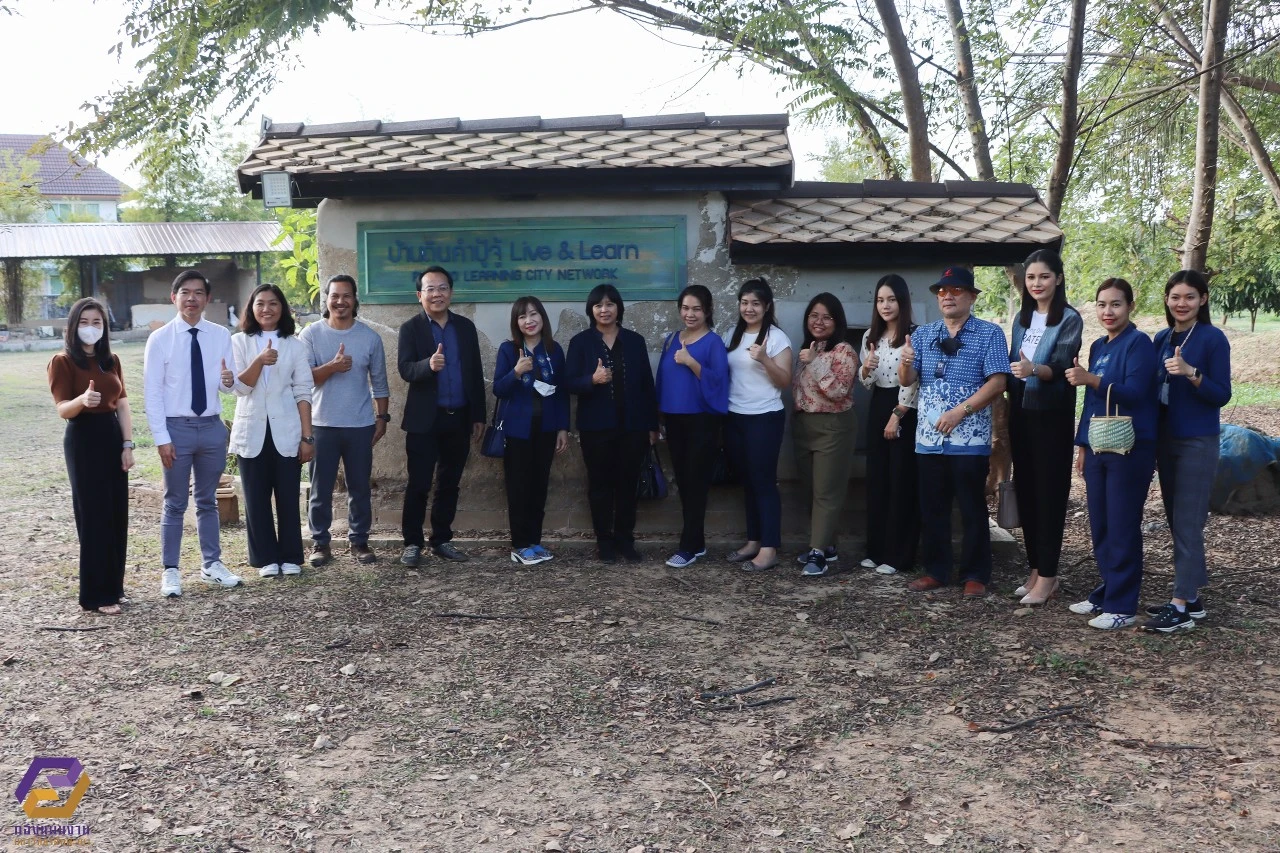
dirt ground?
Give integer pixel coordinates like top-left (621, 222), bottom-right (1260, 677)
top-left (2, 339), bottom-right (1279, 853)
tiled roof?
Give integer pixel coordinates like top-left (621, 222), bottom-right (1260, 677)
top-left (237, 113), bottom-right (791, 191)
top-left (729, 181), bottom-right (1063, 248)
top-left (0, 134), bottom-right (127, 198)
top-left (0, 221), bottom-right (289, 260)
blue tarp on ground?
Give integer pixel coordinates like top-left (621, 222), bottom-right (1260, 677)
top-left (1213, 424), bottom-right (1280, 513)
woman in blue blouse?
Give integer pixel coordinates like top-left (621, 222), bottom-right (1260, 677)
top-left (656, 285), bottom-right (729, 569)
top-left (1141, 269), bottom-right (1232, 632)
top-left (493, 296), bottom-right (570, 566)
top-left (565, 284), bottom-right (659, 563)
top-left (1065, 278), bottom-right (1158, 630)
top-left (1007, 249), bottom-right (1083, 605)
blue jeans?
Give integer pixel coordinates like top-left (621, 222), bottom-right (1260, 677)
top-left (1082, 441), bottom-right (1156, 616)
top-left (161, 416), bottom-right (228, 568)
top-left (917, 453), bottom-right (991, 584)
top-left (1156, 430), bottom-right (1219, 601)
top-left (725, 410), bottom-right (785, 548)
top-left (308, 425), bottom-right (374, 546)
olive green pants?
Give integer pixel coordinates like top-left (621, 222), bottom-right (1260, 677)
top-left (792, 408), bottom-right (857, 550)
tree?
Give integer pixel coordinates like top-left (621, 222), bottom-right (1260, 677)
top-left (0, 148), bottom-right (47, 325)
top-left (1183, 0), bottom-right (1233, 271)
top-left (122, 131), bottom-right (269, 223)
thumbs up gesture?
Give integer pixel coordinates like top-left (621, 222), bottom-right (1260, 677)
top-left (799, 340), bottom-right (821, 365)
top-left (1065, 356), bottom-right (1091, 387)
top-left (258, 338), bottom-right (278, 366)
top-left (429, 342), bottom-right (446, 373)
top-left (863, 341), bottom-right (880, 375)
top-left (82, 379), bottom-right (101, 408)
top-left (331, 342), bottom-right (352, 373)
top-left (514, 349), bottom-right (534, 376)
top-left (674, 336), bottom-right (695, 367)
top-left (1165, 344), bottom-right (1192, 377)
top-left (591, 357), bottom-right (612, 385)
top-left (901, 335), bottom-right (915, 365)
top-left (220, 358), bottom-right (234, 387)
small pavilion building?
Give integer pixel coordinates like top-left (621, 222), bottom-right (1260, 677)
top-left (237, 113), bottom-right (1062, 540)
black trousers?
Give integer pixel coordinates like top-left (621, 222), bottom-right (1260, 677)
top-left (238, 424), bottom-right (304, 568)
top-left (665, 412), bottom-right (721, 554)
top-left (864, 386), bottom-right (919, 572)
top-left (918, 453), bottom-right (992, 584)
top-left (403, 408), bottom-right (471, 547)
top-left (579, 428), bottom-right (649, 549)
top-left (64, 412), bottom-right (128, 610)
top-left (1008, 403), bottom-right (1075, 577)
top-left (504, 419), bottom-right (557, 549)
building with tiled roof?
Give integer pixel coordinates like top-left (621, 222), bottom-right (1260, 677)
top-left (0, 135), bottom-right (127, 221)
top-left (236, 112), bottom-right (1061, 536)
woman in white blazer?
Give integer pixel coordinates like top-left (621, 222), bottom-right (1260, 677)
top-left (231, 284), bottom-right (314, 578)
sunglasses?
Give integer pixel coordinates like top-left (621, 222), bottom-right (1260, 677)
top-left (935, 286), bottom-right (971, 297)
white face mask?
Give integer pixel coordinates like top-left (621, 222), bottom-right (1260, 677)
top-left (77, 325), bottom-right (104, 346)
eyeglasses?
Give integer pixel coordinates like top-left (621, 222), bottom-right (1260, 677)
top-left (936, 286), bottom-right (969, 297)
top-left (807, 312), bottom-right (835, 323)
top-left (422, 287), bottom-right (450, 296)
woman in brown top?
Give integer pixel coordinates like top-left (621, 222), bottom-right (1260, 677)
top-left (47, 298), bottom-right (135, 614)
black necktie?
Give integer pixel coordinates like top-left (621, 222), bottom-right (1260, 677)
top-left (189, 328), bottom-right (206, 415)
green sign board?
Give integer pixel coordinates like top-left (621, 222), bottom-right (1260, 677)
top-left (357, 216), bottom-right (687, 303)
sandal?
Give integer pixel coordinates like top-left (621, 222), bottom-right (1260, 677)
top-left (725, 549), bottom-right (760, 563)
top-left (96, 604), bottom-right (122, 616)
top-left (740, 558), bottom-right (778, 573)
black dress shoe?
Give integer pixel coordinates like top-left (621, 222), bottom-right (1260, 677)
top-left (618, 544), bottom-right (644, 563)
top-left (431, 542), bottom-right (469, 562)
top-left (596, 542), bottom-right (617, 563)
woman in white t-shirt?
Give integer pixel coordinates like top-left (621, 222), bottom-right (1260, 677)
top-left (722, 278), bottom-right (793, 572)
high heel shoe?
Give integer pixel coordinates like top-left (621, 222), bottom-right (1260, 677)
top-left (1013, 585), bottom-right (1030, 598)
top-left (1019, 578), bottom-right (1060, 606)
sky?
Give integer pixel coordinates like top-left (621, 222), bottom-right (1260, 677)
top-left (6, 0), bottom-right (834, 187)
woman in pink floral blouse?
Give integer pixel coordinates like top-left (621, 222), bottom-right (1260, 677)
top-left (792, 292), bottom-right (859, 577)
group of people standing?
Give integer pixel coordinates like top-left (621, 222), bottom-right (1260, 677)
top-left (49, 255), bottom-right (1231, 635)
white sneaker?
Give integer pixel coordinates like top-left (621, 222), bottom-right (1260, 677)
top-left (1087, 612), bottom-right (1136, 630)
top-left (258, 563), bottom-right (280, 578)
top-left (875, 564), bottom-right (897, 575)
top-left (160, 567), bottom-right (182, 598)
top-left (281, 563), bottom-right (302, 576)
top-left (1068, 599), bottom-right (1103, 615)
top-left (200, 561), bottom-right (243, 588)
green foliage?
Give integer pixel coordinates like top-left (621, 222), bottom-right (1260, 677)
top-left (275, 209), bottom-right (319, 308)
top-left (122, 130), bottom-right (264, 223)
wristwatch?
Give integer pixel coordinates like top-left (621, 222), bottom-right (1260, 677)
top-left (1191, 367), bottom-right (1202, 380)
top-left (122, 440), bottom-right (135, 450)
top-left (962, 402), bottom-right (975, 415)
top-left (301, 435), bottom-right (315, 445)
top-left (378, 413), bottom-right (392, 423)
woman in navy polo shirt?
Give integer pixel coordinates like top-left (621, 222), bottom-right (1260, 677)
top-left (1141, 269), bottom-right (1232, 632)
top-left (565, 284), bottom-right (659, 563)
top-left (493, 296), bottom-right (570, 566)
top-left (1066, 278), bottom-right (1158, 630)
top-left (656, 284), bottom-right (729, 569)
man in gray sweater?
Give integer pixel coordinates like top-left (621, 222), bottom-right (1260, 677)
top-left (299, 275), bottom-right (390, 566)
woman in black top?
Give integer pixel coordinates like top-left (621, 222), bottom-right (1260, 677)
top-left (565, 285), bottom-right (659, 563)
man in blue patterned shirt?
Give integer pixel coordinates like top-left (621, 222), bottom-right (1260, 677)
top-left (898, 266), bottom-right (1009, 597)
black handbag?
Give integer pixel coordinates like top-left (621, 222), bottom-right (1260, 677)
top-left (480, 401), bottom-right (505, 459)
top-left (636, 444), bottom-right (669, 500)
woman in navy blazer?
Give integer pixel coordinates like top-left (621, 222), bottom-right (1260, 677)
top-left (565, 284), bottom-right (659, 563)
top-left (493, 296), bottom-right (570, 566)
top-left (1066, 278), bottom-right (1158, 630)
top-left (1141, 269), bottom-right (1232, 632)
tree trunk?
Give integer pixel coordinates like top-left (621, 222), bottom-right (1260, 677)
top-left (872, 0), bottom-right (931, 180)
top-left (1182, 0), bottom-right (1232, 271)
top-left (943, 0), bottom-right (995, 181)
top-left (3, 258), bottom-right (25, 326)
top-left (1047, 0), bottom-right (1087, 220)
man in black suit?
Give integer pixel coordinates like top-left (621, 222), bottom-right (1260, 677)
top-left (397, 266), bottom-right (487, 564)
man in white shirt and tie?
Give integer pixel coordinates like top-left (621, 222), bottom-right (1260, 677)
top-left (143, 270), bottom-right (241, 597)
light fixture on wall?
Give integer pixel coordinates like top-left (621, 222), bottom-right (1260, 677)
top-left (261, 172), bottom-right (293, 209)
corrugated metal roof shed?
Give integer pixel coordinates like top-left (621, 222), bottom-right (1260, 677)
top-left (0, 221), bottom-right (291, 259)
top-left (0, 134), bottom-right (129, 198)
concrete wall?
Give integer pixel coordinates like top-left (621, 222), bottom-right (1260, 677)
top-left (315, 193), bottom-right (947, 540)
